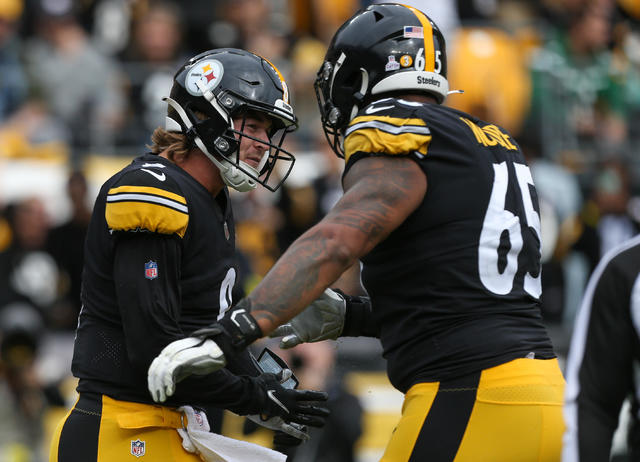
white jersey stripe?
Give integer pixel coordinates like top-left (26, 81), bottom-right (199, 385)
top-left (107, 193), bottom-right (189, 213)
top-left (346, 120), bottom-right (431, 137)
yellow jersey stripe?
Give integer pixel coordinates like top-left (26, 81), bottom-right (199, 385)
top-left (344, 128), bottom-right (432, 163)
top-left (108, 185), bottom-right (186, 205)
top-left (105, 201), bottom-right (188, 238)
top-left (402, 4), bottom-right (435, 73)
top-left (347, 115), bottom-right (429, 135)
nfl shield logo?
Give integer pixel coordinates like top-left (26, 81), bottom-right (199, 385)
top-left (131, 439), bottom-right (145, 457)
top-left (144, 261), bottom-right (158, 280)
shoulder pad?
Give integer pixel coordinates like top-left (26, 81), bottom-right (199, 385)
top-left (344, 99), bottom-right (432, 162)
top-left (105, 166), bottom-right (189, 237)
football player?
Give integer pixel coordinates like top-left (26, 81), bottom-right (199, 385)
top-left (148, 5), bottom-right (566, 461)
top-left (563, 235), bottom-right (640, 461)
top-left (49, 49), bottom-right (329, 462)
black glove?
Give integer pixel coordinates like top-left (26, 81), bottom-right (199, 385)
top-left (252, 372), bottom-right (330, 427)
top-left (273, 428), bottom-right (307, 448)
top-left (190, 300), bottom-right (263, 363)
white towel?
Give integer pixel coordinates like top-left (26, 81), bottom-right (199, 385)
top-left (177, 406), bottom-right (286, 462)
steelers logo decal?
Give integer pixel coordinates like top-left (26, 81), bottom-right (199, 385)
top-left (400, 55), bottom-right (413, 68)
top-left (185, 59), bottom-right (224, 96)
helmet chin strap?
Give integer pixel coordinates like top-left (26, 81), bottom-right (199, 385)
top-left (163, 96), bottom-right (259, 192)
top-left (193, 136), bottom-right (258, 192)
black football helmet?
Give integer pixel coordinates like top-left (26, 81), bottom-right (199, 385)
top-left (165, 48), bottom-right (297, 192)
top-left (314, 3), bottom-right (449, 157)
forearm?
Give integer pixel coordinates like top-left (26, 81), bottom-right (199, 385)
top-left (249, 224), bottom-right (360, 335)
top-left (169, 368), bottom-right (261, 415)
top-left (247, 156), bottom-right (424, 336)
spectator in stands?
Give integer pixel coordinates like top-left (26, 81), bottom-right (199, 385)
top-left (23, 0), bottom-right (125, 160)
top-left (590, 157), bottom-right (639, 256)
top-left (0, 197), bottom-right (59, 317)
top-left (525, 0), bottom-right (627, 167)
top-left (275, 126), bottom-right (344, 255)
top-left (0, 300), bottom-right (50, 462)
top-left (0, 0), bottom-right (28, 121)
top-left (117, 0), bottom-right (186, 149)
top-left (46, 170), bottom-right (91, 330)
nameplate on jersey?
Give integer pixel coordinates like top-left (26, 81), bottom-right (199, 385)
top-left (460, 117), bottom-right (517, 151)
top-left (106, 185), bottom-right (189, 237)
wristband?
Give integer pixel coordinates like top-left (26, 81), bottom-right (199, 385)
top-left (192, 299), bottom-right (263, 355)
top-left (335, 289), bottom-right (380, 338)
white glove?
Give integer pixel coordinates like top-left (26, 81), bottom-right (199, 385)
top-left (270, 288), bottom-right (346, 349)
top-left (148, 337), bottom-right (226, 403)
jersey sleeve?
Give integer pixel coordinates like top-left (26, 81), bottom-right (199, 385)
top-left (105, 168), bottom-right (189, 238)
top-left (344, 101), bottom-right (432, 165)
top-left (113, 232), bottom-right (184, 369)
top-left (564, 252), bottom-right (637, 461)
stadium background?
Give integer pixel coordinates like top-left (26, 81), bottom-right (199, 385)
top-left (0, 0), bottom-right (639, 460)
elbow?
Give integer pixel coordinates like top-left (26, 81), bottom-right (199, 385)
top-left (318, 223), bottom-right (363, 270)
top-left (333, 240), bottom-right (358, 269)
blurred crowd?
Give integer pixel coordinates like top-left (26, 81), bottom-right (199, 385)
top-left (0, 0), bottom-right (639, 460)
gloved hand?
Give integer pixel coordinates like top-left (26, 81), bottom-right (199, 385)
top-left (246, 415), bottom-right (309, 441)
top-left (252, 371), bottom-right (329, 427)
top-left (246, 368), bottom-right (312, 442)
top-left (148, 303), bottom-right (263, 403)
top-left (148, 337), bottom-right (226, 403)
top-left (269, 288), bottom-right (346, 349)
top-left (273, 428), bottom-right (307, 448)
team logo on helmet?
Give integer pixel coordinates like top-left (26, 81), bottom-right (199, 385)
top-left (185, 59), bottom-right (224, 96)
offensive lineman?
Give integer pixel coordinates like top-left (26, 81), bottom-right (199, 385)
top-left (148, 5), bottom-right (566, 461)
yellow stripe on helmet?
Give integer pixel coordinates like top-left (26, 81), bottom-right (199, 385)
top-left (261, 56), bottom-right (290, 104)
top-left (401, 4), bottom-right (435, 73)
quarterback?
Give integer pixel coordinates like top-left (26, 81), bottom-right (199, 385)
top-left (49, 48), bottom-right (328, 462)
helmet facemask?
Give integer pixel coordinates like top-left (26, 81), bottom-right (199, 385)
top-left (201, 107), bottom-right (295, 192)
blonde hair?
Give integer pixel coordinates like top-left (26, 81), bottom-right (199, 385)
top-left (148, 128), bottom-right (191, 163)
top-left (148, 110), bottom-right (209, 162)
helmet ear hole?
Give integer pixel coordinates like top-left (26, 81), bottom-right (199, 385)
top-left (342, 70), bottom-right (360, 89)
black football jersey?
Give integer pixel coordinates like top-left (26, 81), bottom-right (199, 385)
top-left (72, 153), bottom-right (257, 412)
top-left (344, 98), bottom-right (555, 392)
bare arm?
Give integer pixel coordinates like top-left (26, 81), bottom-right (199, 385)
top-left (146, 155), bottom-right (427, 403)
top-left (249, 155), bottom-right (427, 334)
